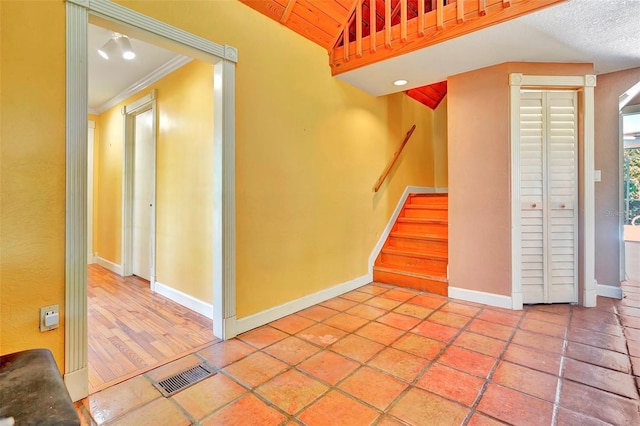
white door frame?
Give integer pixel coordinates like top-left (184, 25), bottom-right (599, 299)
top-left (122, 92), bottom-right (157, 286)
top-left (510, 73), bottom-right (597, 310)
top-left (65, 0), bottom-right (238, 401)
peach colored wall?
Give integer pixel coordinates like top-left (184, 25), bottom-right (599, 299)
top-left (448, 63), bottom-right (511, 295)
top-left (594, 67), bottom-right (640, 287)
top-left (448, 62), bottom-right (593, 297)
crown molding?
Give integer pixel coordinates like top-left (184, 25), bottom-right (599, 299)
top-left (92, 55), bottom-right (192, 114)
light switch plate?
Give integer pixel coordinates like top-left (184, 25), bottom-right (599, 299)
top-left (594, 170), bottom-right (601, 182)
top-left (40, 304), bottom-right (59, 332)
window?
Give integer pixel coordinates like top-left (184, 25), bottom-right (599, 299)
top-left (623, 112), bottom-right (640, 225)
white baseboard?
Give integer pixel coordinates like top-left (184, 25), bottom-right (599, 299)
top-left (155, 281), bottom-right (214, 319)
top-left (369, 186), bottom-right (447, 272)
top-left (64, 367), bottom-right (88, 402)
top-left (596, 283), bottom-right (623, 299)
top-left (229, 273), bottom-right (372, 338)
top-left (448, 286), bottom-right (513, 309)
top-left (95, 256), bottom-right (123, 275)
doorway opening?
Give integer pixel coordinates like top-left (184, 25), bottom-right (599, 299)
top-left (86, 27), bottom-right (219, 393)
top-left (66, 0), bottom-right (238, 401)
top-left (621, 83), bottom-right (640, 281)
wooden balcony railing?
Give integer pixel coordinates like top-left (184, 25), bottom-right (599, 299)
top-left (330, 0), bottom-right (566, 75)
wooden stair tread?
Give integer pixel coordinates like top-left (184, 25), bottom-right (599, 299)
top-left (390, 232), bottom-right (447, 242)
top-left (374, 265), bottom-right (448, 282)
top-left (381, 247), bottom-right (447, 261)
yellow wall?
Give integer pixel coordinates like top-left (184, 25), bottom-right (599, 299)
top-left (433, 96), bottom-right (448, 188)
top-left (116, 0), bottom-right (436, 317)
top-left (88, 114), bottom-right (100, 257)
top-left (0, 0), bottom-right (437, 372)
top-left (96, 104), bottom-right (123, 263)
top-left (0, 1), bottom-right (66, 368)
top-left (96, 60), bottom-right (214, 302)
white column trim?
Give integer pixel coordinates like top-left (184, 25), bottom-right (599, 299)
top-left (65, 0), bottom-right (238, 400)
top-left (583, 78), bottom-right (597, 307)
top-left (509, 73), bottom-right (597, 309)
top-left (213, 59), bottom-right (237, 339)
top-left (509, 76), bottom-right (523, 310)
top-left (65, 0), bottom-right (89, 401)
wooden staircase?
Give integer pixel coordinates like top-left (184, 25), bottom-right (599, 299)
top-left (373, 193), bottom-right (448, 295)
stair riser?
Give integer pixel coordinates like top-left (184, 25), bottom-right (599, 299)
top-left (396, 222), bottom-right (448, 237)
top-left (409, 196), bottom-right (448, 206)
top-left (380, 253), bottom-right (447, 275)
top-left (388, 238), bottom-right (448, 255)
top-left (403, 209), bottom-right (448, 220)
top-left (373, 269), bottom-right (448, 296)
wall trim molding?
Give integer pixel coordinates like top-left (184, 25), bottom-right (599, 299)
top-left (95, 256), bottom-right (123, 276)
top-left (93, 56), bottom-right (192, 114)
top-left (448, 286), bottom-right (513, 310)
top-left (596, 283), bottom-right (623, 299)
top-left (227, 274), bottom-right (372, 338)
top-left (368, 186), bottom-right (447, 272)
top-left (63, 367), bottom-right (88, 403)
top-left (155, 281), bottom-right (214, 319)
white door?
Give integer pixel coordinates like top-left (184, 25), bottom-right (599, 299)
top-left (520, 90), bottom-right (578, 304)
top-left (132, 109), bottom-right (154, 280)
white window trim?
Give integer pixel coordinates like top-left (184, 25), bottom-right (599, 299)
top-left (65, 0), bottom-right (238, 401)
top-left (509, 73), bottom-right (597, 310)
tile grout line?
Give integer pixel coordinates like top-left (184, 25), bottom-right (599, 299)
top-left (551, 304), bottom-right (572, 426)
top-left (461, 305), bottom-right (528, 425)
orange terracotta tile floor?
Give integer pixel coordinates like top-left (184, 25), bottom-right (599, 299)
top-left (76, 280), bottom-right (640, 425)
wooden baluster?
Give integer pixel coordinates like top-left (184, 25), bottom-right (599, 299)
top-left (370, 0), bottom-right (377, 52)
top-left (457, 0), bottom-right (465, 23)
top-left (385, 0), bottom-right (391, 48)
top-left (344, 16), bottom-right (351, 61)
top-left (479, 0), bottom-right (487, 16)
top-left (418, 0), bottom-right (425, 36)
top-left (280, 0), bottom-right (296, 23)
top-left (401, 0), bottom-right (407, 42)
top-left (356, 0), bottom-right (363, 57)
top-left (437, 0), bottom-right (443, 30)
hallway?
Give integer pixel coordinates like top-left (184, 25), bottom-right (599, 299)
top-left (77, 280), bottom-right (640, 425)
top-left (88, 265), bottom-right (217, 392)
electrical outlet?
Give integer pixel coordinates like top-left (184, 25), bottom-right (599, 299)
top-left (40, 304), bottom-right (59, 332)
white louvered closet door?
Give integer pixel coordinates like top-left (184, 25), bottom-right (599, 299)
top-left (519, 90), bottom-right (578, 304)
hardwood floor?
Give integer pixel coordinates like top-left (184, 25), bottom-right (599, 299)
top-left (88, 264), bottom-right (218, 393)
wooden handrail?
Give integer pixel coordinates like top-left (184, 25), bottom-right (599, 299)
top-left (373, 124), bottom-right (416, 192)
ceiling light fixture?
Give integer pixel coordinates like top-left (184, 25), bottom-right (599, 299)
top-left (393, 79), bottom-right (408, 86)
top-left (98, 33), bottom-right (136, 60)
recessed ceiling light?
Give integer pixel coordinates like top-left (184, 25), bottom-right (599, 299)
top-left (393, 79), bottom-right (408, 86)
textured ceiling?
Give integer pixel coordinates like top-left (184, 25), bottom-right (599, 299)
top-left (337, 0), bottom-right (640, 95)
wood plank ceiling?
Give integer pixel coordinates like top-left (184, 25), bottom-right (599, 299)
top-left (240, 0), bottom-right (565, 109)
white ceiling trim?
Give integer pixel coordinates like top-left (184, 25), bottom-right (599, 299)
top-left (90, 55), bottom-right (193, 114)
